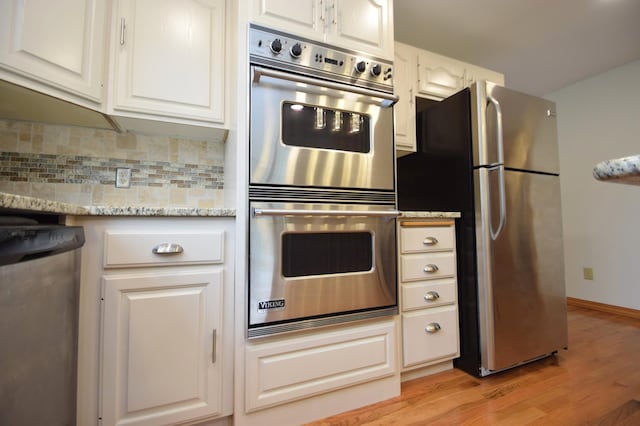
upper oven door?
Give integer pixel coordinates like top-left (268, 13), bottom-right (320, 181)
top-left (250, 66), bottom-right (396, 191)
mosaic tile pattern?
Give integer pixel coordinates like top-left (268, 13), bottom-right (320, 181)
top-left (0, 152), bottom-right (223, 189)
top-left (0, 119), bottom-right (226, 208)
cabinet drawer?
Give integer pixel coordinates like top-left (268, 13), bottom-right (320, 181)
top-left (245, 320), bottom-right (396, 412)
top-left (401, 251), bottom-right (456, 282)
top-left (402, 278), bottom-right (457, 311)
top-left (104, 231), bottom-right (224, 268)
top-left (402, 306), bottom-right (459, 368)
top-left (400, 225), bottom-right (454, 253)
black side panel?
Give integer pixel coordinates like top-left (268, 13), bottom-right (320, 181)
top-left (396, 88), bottom-right (473, 212)
top-left (453, 211), bottom-right (481, 377)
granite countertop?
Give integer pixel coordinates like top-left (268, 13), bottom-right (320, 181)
top-left (593, 154), bottom-right (640, 186)
top-left (0, 192), bottom-right (236, 217)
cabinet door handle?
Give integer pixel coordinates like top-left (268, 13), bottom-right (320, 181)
top-left (120, 18), bottom-right (126, 45)
top-left (423, 291), bottom-right (440, 302)
top-left (319, 0), bottom-right (325, 22)
top-left (425, 323), bottom-right (441, 333)
top-left (212, 328), bottom-right (217, 364)
top-left (151, 243), bottom-right (184, 254)
top-left (423, 237), bottom-right (438, 245)
top-left (423, 264), bottom-right (439, 273)
top-left (331, 1), bottom-right (338, 25)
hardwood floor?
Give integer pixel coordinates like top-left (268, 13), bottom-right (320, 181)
top-left (306, 306), bottom-right (640, 425)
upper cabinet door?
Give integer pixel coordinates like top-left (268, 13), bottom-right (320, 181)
top-left (0, 0), bottom-right (106, 103)
top-left (328, 0), bottom-right (392, 59)
top-left (250, 0), bottom-right (393, 59)
top-left (393, 42), bottom-right (417, 152)
top-left (416, 50), bottom-right (467, 100)
top-left (251, 0), bottom-right (322, 38)
top-left (111, 0), bottom-right (225, 124)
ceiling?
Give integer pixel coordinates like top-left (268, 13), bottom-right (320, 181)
top-left (393, 0), bottom-right (640, 96)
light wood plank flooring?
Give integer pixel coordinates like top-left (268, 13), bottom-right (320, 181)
top-left (307, 305), bottom-right (640, 425)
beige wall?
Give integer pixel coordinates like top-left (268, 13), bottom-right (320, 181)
top-left (546, 59), bottom-right (640, 310)
top-left (0, 119), bottom-right (225, 208)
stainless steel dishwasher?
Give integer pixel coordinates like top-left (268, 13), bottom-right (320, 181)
top-left (0, 215), bottom-right (85, 426)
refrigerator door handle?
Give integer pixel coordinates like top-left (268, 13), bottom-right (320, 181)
top-left (490, 165), bottom-right (507, 240)
top-left (487, 94), bottom-right (506, 240)
top-left (487, 95), bottom-right (504, 164)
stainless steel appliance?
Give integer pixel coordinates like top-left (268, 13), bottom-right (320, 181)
top-left (0, 215), bottom-right (85, 425)
top-left (249, 24), bottom-right (397, 195)
top-left (248, 25), bottom-right (399, 338)
top-left (397, 81), bottom-right (568, 377)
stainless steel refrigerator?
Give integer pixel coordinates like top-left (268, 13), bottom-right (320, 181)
top-left (397, 80), bottom-right (568, 377)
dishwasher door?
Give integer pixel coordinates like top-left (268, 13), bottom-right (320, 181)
top-left (0, 218), bottom-right (85, 426)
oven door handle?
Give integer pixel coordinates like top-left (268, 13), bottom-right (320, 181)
top-left (252, 66), bottom-right (399, 107)
top-left (253, 208), bottom-right (400, 218)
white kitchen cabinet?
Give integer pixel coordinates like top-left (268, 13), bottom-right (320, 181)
top-left (416, 49), bottom-right (468, 100)
top-left (245, 319), bottom-right (396, 412)
top-left (109, 0), bottom-right (226, 124)
top-left (250, 0), bottom-right (393, 59)
top-left (394, 42), bottom-right (505, 154)
top-left (398, 219), bottom-right (460, 374)
top-left (0, 0), bottom-right (107, 104)
top-left (101, 269), bottom-right (223, 426)
top-left (71, 217), bottom-right (234, 426)
top-left (393, 42), bottom-right (416, 152)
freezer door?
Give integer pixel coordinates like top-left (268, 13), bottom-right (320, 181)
top-left (472, 81), bottom-right (559, 174)
top-left (475, 168), bottom-right (568, 374)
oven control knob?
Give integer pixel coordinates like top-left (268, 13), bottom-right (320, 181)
top-left (370, 63), bottom-right (382, 77)
top-left (270, 38), bottom-right (283, 54)
top-left (355, 60), bottom-right (367, 74)
top-left (290, 43), bottom-right (303, 58)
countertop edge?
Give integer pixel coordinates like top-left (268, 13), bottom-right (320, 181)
top-left (0, 192), bottom-right (236, 217)
top-left (2, 193), bottom-right (462, 219)
top-left (593, 154), bottom-right (640, 186)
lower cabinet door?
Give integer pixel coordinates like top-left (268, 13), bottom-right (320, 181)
top-left (100, 269), bottom-right (223, 426)
top-left (245, 320), bottom-right (396, 412)
top-left (402, 305), bottom-right (459, 368)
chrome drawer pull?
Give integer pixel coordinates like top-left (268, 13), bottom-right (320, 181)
top-left (423, 291), bottom-right (440, 302)
top-left (425, 323), bottom-right (441, 333)
top-left (423, 237), bottom-right (438, 245)
top-left (152, 243), bottom-right (184, 255)
top-left (423, 264), bottom-right (439, 273)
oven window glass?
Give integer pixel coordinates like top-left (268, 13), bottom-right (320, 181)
top-left (281, 102), bottom-right (371, 153)
top-left (281, 232), bottom-right (373, 277)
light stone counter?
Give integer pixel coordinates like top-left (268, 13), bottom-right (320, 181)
top-left (0, 192), bottom-right (235, 217)
top-left (593, 154), bottom-right (640, 186)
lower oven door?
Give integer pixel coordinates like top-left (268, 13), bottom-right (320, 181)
top-left (248, 201), bottom-right (398, 337)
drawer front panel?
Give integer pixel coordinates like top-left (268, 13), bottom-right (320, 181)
top-left (401, 251), bottom-right (456, 282)
top-left (245, 320), bottom-right (396, 412)
top-left (400, 226), bottom-right (455, 253)
top-left (401, 278), bottom-right (457, 311)
top-left (104, 231), bottom-right (224, 268)
top-left (402, 306), bottom-right (459, 368)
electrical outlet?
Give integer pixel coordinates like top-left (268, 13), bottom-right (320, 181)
top-left (583, 267), bottom-right (594, 280)
top-left (115, 168), bottom-right (131, 188)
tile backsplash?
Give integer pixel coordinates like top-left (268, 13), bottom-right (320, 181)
top-left (0, 119), bottom-right (225, 208)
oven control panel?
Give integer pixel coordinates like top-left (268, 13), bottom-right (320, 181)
top-left (249, 24), bottom-right (394, 93)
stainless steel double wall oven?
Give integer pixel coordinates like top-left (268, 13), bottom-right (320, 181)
top-left (248, 25), bottom-right (399, 337)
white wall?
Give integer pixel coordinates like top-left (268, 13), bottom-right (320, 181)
top-left (546, 60), bottom-right (640, 310)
